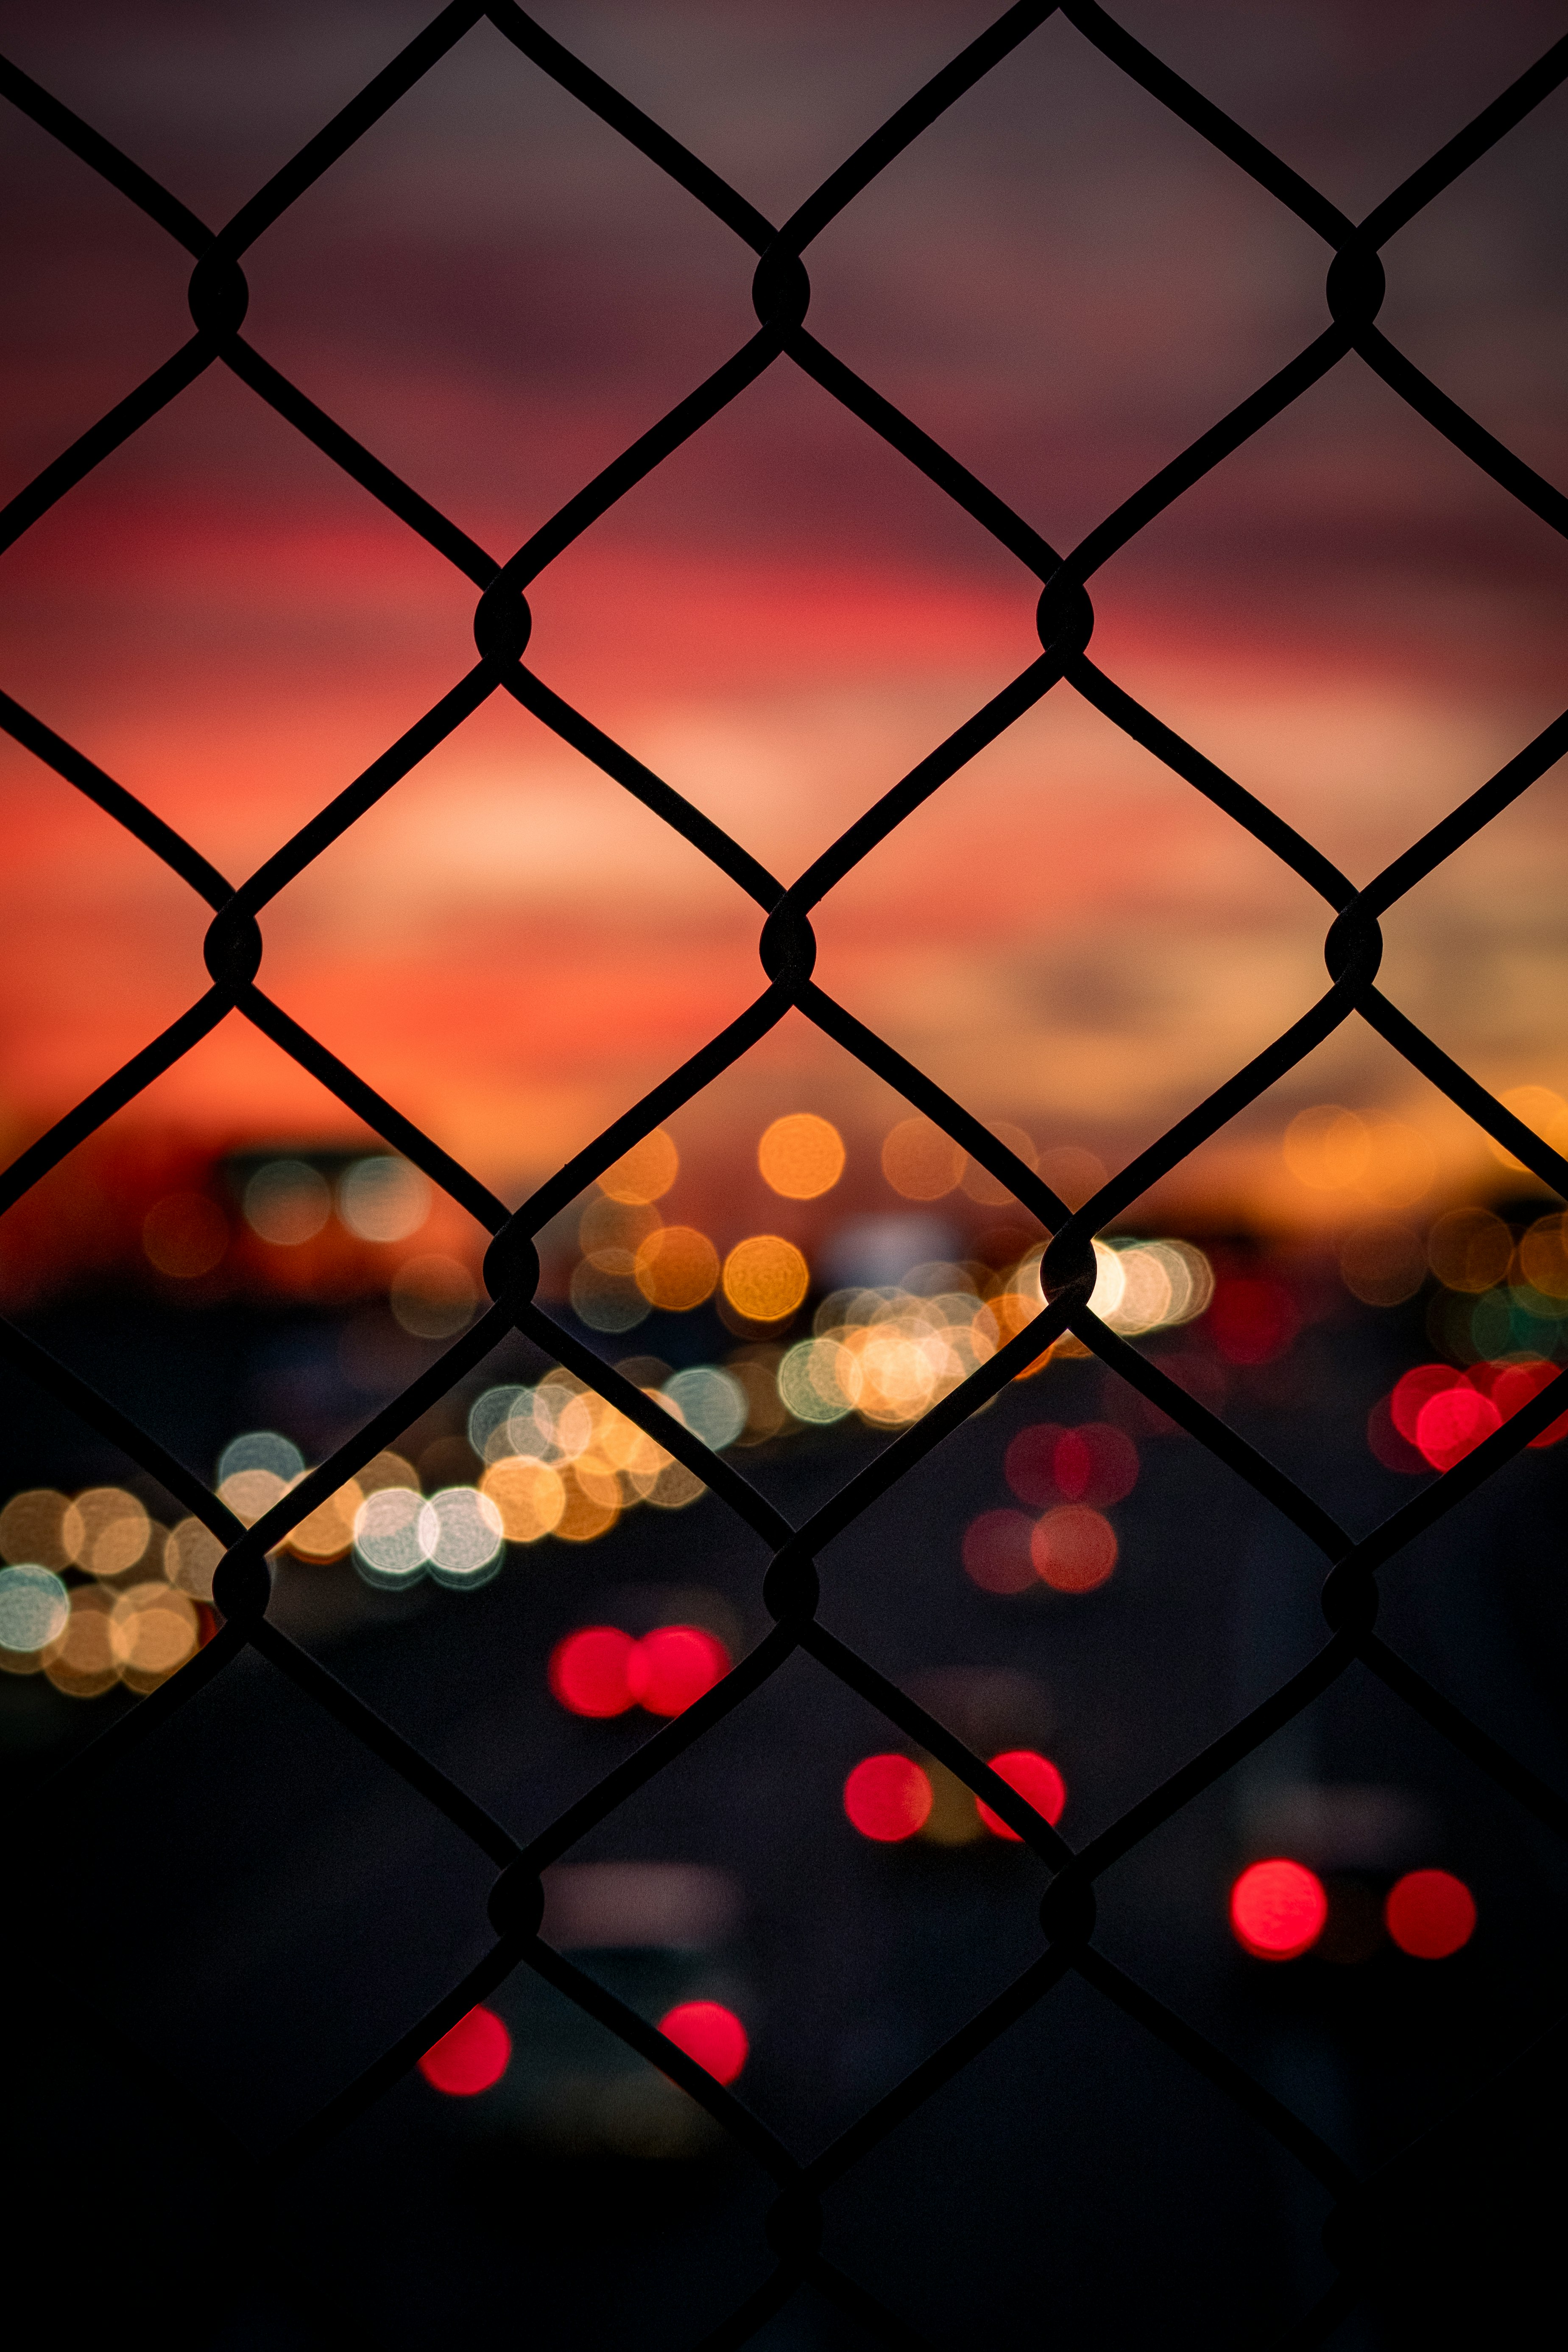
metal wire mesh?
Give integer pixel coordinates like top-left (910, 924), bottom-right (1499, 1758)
top-left (3, 4), bottom-right (1567, 2343)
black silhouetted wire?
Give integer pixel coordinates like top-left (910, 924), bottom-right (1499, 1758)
top-left (3, 4), bottom-right (1567, 2342)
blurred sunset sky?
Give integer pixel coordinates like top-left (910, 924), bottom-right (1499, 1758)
top-left (3, 0), bottom-right (1568, 1235)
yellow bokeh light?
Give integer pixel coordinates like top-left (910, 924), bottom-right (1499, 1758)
top-left (1520, 1215), bottom-right (1568, 1300)
top-left (554, 1459), bottom-right (621, 1542)
top-left (165, 1518), bottom-right (225, 1602)
top-left (1428, 1205), bottom-right (1512, 1294)
top-left (64, 1488), bottom-right (152, 1578)
top-left (722, 1235), bottom-right (809, 1323)
top-left (284, 1478), bottom-right (365, 1562)
top-left (598, 1128), bottom-right (679, 1205)
top-left (881, 1117), bottom-right (966, 1200)
top-left (634, 1225), bottom-right (720, 1311)
top-left (357, 1451), bottom-right (420, 1494)
top-left (1283, 1106), bottom-right (1370, 1189)
top-left (1486, 1084), bottom-right (1568, 1172)
top-left (480, 1456), bottom-right (566, 1542)
top-left (218, 1467), bottom-right (290, 1526)
top-left (0, 1488), bottom-right (73, 1571)
top-left (390, 1253), bottom-right (476, 1338)
top-left (110, 1580), bottom-right (199, 1689)
top-left (43, 1585), bottom-right (120, 1698)
top-left (758, 1113), bottom-right (845, 1200)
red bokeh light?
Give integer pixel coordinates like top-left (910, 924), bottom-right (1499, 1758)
top-left (961, 1508), bottom-right (1039, 1593)
top-left (843, 1752), bottom-right (933, 1841)
top-left (1004, 1422), bottom-right (1138, 1507)
top-left (1030, 1504), bottom-right (1118, 1592)
top-left (1366, 1393), bottom-right (1427, 1473)
top-left (975, 1749), bottom-right (1067, 1839)
top-left (658, 1999), bottom-right (749, 2084)
top-left (549, 1625), bottom-right (636, 1716)
top-left (1389, 1363), bottom-right (1465, 1442)
top-left (1230, 1858), bottom-right (1328, 1960)
top-left (1206, 1277), bottom-right (1298, 1365)
top-left (1385, 1869), bottom-right (1477, 1959)
top-left (418, 2004), bottom-right (512, 2095)
top-left (1414, 1383), bottom-right (1501, 1471)
top-left (1489, 1357), bottom-right (1568, 1447)
top-left (627, 1624), bottom-right (730, 1715)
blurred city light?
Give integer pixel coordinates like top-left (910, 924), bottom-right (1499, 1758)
top-left (961, 1509), bottom-right (1038, 1595)
top-left (626, 1627), bottom-right (730, 1716)
top-left (550, 1626), bottom-right (638, 1717)
top-left (721, 1235), bottom-right (810, 1323)
top-left (142, 1191), bottom-right (228, 1278)
top-left (337, 1155), bottom-right (431, 1242)
top-left (0, 1563), bottom-right (70, 1654)
top-left (1030, 1506), bottom-right (1118, 1593)
top-left (658, 2000), bottom-right (748, 2086)
top-left (243, 1159), bottom-right (331, 1245)
top-left (1385, 1869), bottom-right (1477, 1959)
top-left (418, 2006), bottom-right (512, 2096)
top-left (597, 1129), bottom-right (678, 1205)
top-left (758, 1113), bottom-right (845, 1199)
top-left (843, 1753), bottom-right (933, 1841)
top-left (974, 1750), bottom-right (1067, 1839)
top-left (1229, 1860), bottom-right (1329, 1960)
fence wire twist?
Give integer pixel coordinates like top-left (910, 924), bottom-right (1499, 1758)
top-left (3, 4), bottom-right (1568, 2343)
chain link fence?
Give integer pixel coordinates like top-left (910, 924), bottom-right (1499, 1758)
top-left (3, 4), bottom-right (1567, 2343)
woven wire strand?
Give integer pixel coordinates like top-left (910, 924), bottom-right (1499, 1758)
top-left (3, 5), bottom-right (1568, 2342)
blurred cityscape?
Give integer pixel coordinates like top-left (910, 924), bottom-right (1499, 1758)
top-left (4, 1099), bottom-right (1567, 2346)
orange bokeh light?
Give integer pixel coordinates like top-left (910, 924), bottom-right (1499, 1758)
top-left (721, 1235), bottom-right (809, 1323)
top-left (1030, 1505), bottom-right (1118, 1593)
top-left (758, 1113), bottom-right (845, 1199)
top-left (634, 1224), bottom-right (720, 1311)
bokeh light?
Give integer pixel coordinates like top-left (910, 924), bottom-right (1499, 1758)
top-left (627, 1625), bottom-right (730, 1715)
top-left (1385, 1869), bottom-right (1477, 1959)
top-left (843, 1753), bottom-right (933, 1841)
top-left (418, 2005), bottom-right (512, 2095)
top-left (390, 1253), bottom-right (476, 1338)
top-left (0, 1489), bottom-right (73, 1571)
top-left (338, 1155), bottom-right (431, 1242)
top-left (284, 1478), bottom-right (364, 1562)
top-left (882, 1117), bottom-right (965, 1200)
top-left (634, 1225), bottom-right (720, 1311)
top-left (243, 1158), bottom-right (331, 1245)
top-left (1005, 1423), bottom-right (1138, 1509)
top-left (142, 1191), bottom-right (228, 1278)
top-left (722, 1236), bottom-right (809, 1323)
top-left (960, 1121), bottom-right (1038, 1206)
top-left (1283, 1106), bottom-right (1370, 1189)
top-left (758, 1113), bottom-right (845, 1199)
top-left (1339, 1220), bottom-right (1426, 1307)
top-left (1030, 1506), bottom-right (1118, 1593)
top-left (598, 1128), bottom-right (679, 1205)
top-left (43, 1584), bottom-right (120, 1698)
top-left (662, 1366), bottom-right (747, 1451)
top-left (1427, 1205), bottom-right (1512, 1293)
top-left (658, 2000), bottom-right (748, 2086)
top-left (480, 1456), bottom-right (566, 1542)
top-left (417, 1487), bottom-right (504, 1585)
top-left (219, 1431), bottom-right (304, 1485)
top-left (64, 1487), bottom-right (152, 1578)
top-left (1206, 1277), bottom-right (1297, 1365)
top-left (352, 1486), bottom-right (430, 1588)
top-left (1484, 1083), bottom-right (1568, 1171)
top-left (0, 1563), bottom-right (70, 1654)
top-left (109, 1580), bottom-right (198, 1689)
top-left (1230, 1858), bottom-right (1328, 1959)
top-left (163, 1517), bottom-right (225, 1603)
top-left (961, 1509), bottom-right (1038, 1594)
top-left (975, 1749), bottom-right (1067, 1839)
top-left (1519, 1214), bottom-right (1568, 1299)
top-left (550, 1625), bottom-right (637, 1716)
top-left (1414, 1384), bottom-right (1500, 1471)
